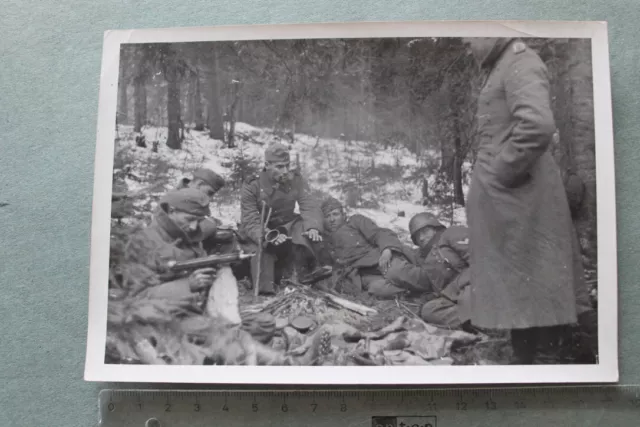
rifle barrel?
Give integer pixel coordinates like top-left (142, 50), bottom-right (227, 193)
top-left (167, 252), bottom-right (254, 271)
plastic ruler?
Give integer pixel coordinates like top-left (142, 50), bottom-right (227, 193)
top-left (98, 386), bottom-right (640, 426)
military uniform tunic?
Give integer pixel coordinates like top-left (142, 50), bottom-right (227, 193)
top-left (126, 208), bottom-right (207, 300)
top-left (322, 214), bottom-right (426, 298)
top-left (239, 169), bottom-right (323, 293)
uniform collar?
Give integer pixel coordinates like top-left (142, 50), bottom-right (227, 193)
top-left (480, 38), bottom-right (516, 69)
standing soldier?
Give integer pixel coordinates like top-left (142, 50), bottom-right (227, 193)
top-left (406, 213), bottom-right (472, 330)
top-left (463, 37), bottom-right (595, 364)
top-left (239, 143), bottom-right (324, 295)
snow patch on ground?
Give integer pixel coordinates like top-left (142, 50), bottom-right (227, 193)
top-left (114, 122), bottom-right (468, 243)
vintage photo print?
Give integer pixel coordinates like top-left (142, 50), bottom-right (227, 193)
top-left (85, 20), bottom-right (617, 384)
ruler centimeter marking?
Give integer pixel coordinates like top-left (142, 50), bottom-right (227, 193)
top-left (100, 386), bottom-right (640, 405)
top-left (99, 385), bottom-right (640, 424)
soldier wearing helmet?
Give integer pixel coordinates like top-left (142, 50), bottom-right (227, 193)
top-left (407, 212), bottom-right (472, 330)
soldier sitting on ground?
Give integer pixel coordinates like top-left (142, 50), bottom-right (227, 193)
top-left (406, 213), bottom-right (472, 330)
top-left (320, 197), bottom-right (426, 298)
top-left (238, 143), bottom-right (324, 295)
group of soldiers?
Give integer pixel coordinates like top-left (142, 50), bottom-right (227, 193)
top-left (119, 142), bottom-right (474, 327)
top-left (115, 37), bottom-right (598, 365)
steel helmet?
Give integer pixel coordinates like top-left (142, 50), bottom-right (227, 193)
top-left (409, 212), bottom-right (445, 244)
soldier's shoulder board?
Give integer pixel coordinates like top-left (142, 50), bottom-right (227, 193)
top-left (512, 41), bottom-right (526, 54)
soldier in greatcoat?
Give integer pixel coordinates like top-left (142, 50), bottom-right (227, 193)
top-left (463, 37), bottom-right (595, 363)
top-left (238, 143), bottom-right (324, 295)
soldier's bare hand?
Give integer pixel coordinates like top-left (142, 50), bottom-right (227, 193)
top-left (188, 267), bottom-right (216, 292)
top-left (306, 229), bottom-right (322, 242)
top-left (272, 233), bottom-right (289, 246)
top-left (378, 248), bottom-right (393, 274)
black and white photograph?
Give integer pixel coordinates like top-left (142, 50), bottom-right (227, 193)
top-left (85, 21), bottom-right (618, 384)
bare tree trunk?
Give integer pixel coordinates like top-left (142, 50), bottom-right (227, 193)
top-left (238, 95), bottom-right (245, 124)
top-left (133, 76), bottom-right (146, 132)
top-left (185, 76), bottom-right (194, 126)
top-left (117, 56), bottom-right (128, 125)
top-left (542, 39), bottom-right (596, 266)
top-left (566, 39), bottom-right (597, 264)
top-left (206, 45), bottom-right (225, 140)
top-left (165, 48), bottom-right (182, 150)
top-left (227, 81), bottom-right (242, 148)
top-left (439, 81), bottom-right (456, 183)
top-left (453, 153), bottom-right (465, 206)
top-left (166, 79), bottom-right (181, 149)
top-left (194, 75), bottom-right (204, 131)
top-left (439, 137), bottom-right (455, 181)
top-left (141, 83), bottom-right (147, 127)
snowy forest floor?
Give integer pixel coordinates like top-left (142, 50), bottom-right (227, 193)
top-left (114, 122), bottom-right (468, 241)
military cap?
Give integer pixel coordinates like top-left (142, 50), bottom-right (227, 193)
top-left (192, 168), bottom-right (226, 192)
top-left (321, 196), bottom-right (344, 216)
top-left (265, 143), bottom-right (290, 164)
top-left (159, 188), bottom-right (211, 217)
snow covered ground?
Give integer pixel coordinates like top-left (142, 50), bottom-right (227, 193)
top-left (114, 122), bottom-right (469, 245)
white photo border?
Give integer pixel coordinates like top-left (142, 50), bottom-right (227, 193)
top-left (85, 20), bottom-right (618, 384)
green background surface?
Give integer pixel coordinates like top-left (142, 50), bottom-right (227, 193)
top-left (1, 1), bottom-right (638, 426)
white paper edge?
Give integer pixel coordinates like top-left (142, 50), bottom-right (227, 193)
top-left (85, 20), bottom-right (618, 385)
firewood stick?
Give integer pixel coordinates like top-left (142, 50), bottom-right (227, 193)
top-left (300, 286), bottom-right (377, 316)
top-left (321, 292), bottom-right (377, 316)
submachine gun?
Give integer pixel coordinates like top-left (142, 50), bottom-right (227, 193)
top-left (167, 251), bottom-right (255, 273)
top-left (166, 252), bottom-right (255, 318)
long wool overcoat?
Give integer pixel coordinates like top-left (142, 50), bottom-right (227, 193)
top-left (466, 38), bottom-right (591, 330)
